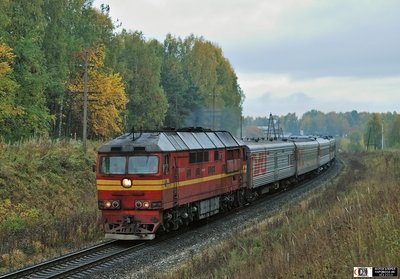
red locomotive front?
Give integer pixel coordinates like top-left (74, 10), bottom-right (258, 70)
top-left (97, 151), bottom-right (165, 240)
top-left (96, 128), bottom-right (247, 240)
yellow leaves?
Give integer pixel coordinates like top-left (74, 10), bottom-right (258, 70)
top-left (88, 72), bottom-right (128, 138)
top-left (187, 40), bottom-right (218, 103)
top-left (0, 42), bottom-right (23, 123)
top-left (68, 45), bottom-right (128, 138)
top-left (0, 43), bottom-right (15, 76)
top-left (74, 44), bottom-right (106, 69)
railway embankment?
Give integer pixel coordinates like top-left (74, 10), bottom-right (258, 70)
top-left (0, 139), bottom-right (103, 274)
top-left (155, 152), bottom-right (400, 279)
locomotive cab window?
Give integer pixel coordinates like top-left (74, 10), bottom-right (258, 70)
top-left (100, 156), bottom-right (126, 174)
top-left (128, 155), bottom-right (159, 174)
top-left (99, 155), bottom-right (159, 175)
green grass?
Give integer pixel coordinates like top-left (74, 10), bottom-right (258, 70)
top-left (0, 138), bottom-right (103, 273)
top-left (156, 151), bottom-right (400, 279)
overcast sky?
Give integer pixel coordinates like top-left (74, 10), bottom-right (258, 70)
top-left (94, 0), bottom-right (400, 117)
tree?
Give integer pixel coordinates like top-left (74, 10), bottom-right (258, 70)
top-left (114, 31), bottom-right (168, 130)
top-left (3, 0), bottom-right (50, 140)
top-left (387, 114), bottom-right (400, 148)
top-left (348, 130), bottom-right (363, 152)
top-left (180, 35), bottom-right (244, 133)
top-left (42, 0), bottom-right (80, 136)
top-left (278, 113), bottom-right (300, 135)
top-left (214, 46), bottom-right (244, 133)
top-left (161, 34), bottom-right (189, 128)
top-left (364, 113), bottom-right (382, 150)
top-left (0, 43), bottom-right (23, 140)
top-left (42, 0), bottom-right (117, 137)
top-left (68, 45), bottom-right (128, 139)
top-left (300, 110), bottom-right (325, 135)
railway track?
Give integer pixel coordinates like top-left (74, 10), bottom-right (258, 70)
top-left (0, 240), bottom-right (146, 279)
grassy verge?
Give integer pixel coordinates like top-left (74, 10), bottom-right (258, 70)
top-left (156, 152), bottom-right (400, 279)
top-left (0, 138), bottom-right (103, 273)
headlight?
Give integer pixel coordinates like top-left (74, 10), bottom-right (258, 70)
top-left (112, 200), bottom-right (120, 208)
top-left (99, 200), bottom-right (120, 210)
top-left (134, 200), bottom-right (161, 209)
top-left (143, 201), bottom-right (150, 209)
top-left (135, 200), bottom-right (143, 209)
top-left (121, 178), bottom-right (132, 188)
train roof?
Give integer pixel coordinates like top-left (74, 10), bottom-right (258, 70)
top-left (243, 140), bottom-right (295, 152)
top-left (98, 129), bottom-right (243, 153)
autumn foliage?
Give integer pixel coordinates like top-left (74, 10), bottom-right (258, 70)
top-left (0, 43), bottom-right (23, 138)
top-left (68, 45), bottom-right (127, 139)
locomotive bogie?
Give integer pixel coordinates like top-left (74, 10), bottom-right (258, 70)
top-left (103, 209), bottom-right (161, 240)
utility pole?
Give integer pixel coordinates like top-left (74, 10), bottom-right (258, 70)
top-left (212, 90), bottom-right (215, 130)
top-left (175, 91), bottom-right (178, 129)
top-left (240, 115), bottom-right (243, 139)
top-left (83, 49), bottom-right (89, 153)
top-left (58, 93), bottom-right (63, 138)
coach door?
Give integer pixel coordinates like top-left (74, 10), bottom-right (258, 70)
top-left (274, 152), bottom-right (279, 181)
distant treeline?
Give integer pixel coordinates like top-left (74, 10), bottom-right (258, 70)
top-left (244, 110), bottom-right (400, 151)
top-left (0, 0), bottom-right (243, 142)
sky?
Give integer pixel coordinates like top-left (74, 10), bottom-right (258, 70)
top-left (94, 0), bottom-right (400, 117)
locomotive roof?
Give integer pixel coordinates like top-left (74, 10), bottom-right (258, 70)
top-left (98, 130), bottom-right (242, 153)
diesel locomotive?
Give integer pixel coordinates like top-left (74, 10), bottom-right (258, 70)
top-left (95, 128), bottom-right (335, 240)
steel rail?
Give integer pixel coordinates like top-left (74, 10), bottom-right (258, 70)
top-left (0, 240), bottom-right (145, 279)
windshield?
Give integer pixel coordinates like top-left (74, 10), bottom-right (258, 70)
top-left (99, 155), bottom-right (159, 175)
top-left (128, 156), bottom-right (159, 174)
